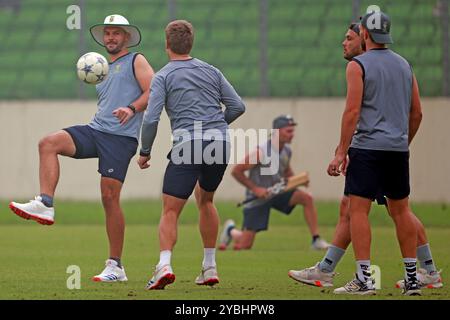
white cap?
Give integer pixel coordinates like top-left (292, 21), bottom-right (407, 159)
top-left (90, 14), bottom-right (141, 48)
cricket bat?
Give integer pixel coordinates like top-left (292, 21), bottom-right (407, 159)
top-left (237, 171), bottom-right (310, 207)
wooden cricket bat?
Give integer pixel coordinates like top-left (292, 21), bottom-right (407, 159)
top-left (284, 171), bottom-right (309, 191)
top-left (237, 171), bottom-right (310, 207)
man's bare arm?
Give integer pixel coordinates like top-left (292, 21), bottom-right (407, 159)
top-left (131, 54), bottom-right (154, 111)
top-left (328, 61), bottom-right (363, 176)
top-left (408, 74), bottom-right (423, 145)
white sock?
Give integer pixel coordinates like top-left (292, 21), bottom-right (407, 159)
top-left (356, 260), bottom-right (371, 283)
top-left (202, 248), bottom-right (216, 269)
top-left (157, 250), bottom-right (172, 268)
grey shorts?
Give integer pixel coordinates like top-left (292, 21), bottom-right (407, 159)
top-left (242, 190), bottom-right (296, 232)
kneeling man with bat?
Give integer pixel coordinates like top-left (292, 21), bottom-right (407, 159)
top-left (218, 115), bottom-right (330, 250)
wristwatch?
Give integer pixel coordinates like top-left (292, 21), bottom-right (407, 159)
top-left (127, 104), bottom-right (136, 114)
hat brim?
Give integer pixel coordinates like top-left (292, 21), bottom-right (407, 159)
top-left (369, 32), bottom-right (393, 44)
top-left (90, 24), bottom-right (141, 48)
top-left (273, 122), bottom-right (297, 129)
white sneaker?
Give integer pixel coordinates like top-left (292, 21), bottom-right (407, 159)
top-left (195, 266), bottom-right (220, 286)
top-left (92, 259), bottom-right (128, 282)
top-left (334, 276), bottom-right (376, 295)
top-left (396, 268), bottom-right (443, 289)
top-left (218, 219), bottom-right (235, 250)
top-left (288, 262), bottom-right (335, 287)
top-left (145, 264), bottom-right (175, 290)
top-left (9, 196), bottom-right (55, 225)
top-left (311, 238), bottom-right (330, 250)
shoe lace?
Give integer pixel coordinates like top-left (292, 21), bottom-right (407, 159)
top-left (153, 264), bottom-right (170, 278)
top-left (305, 264), bottom-right (319, 275)
top-left (26, 196), bottom-right (43, 209)
top-left (102, 260), bottom-right (120, 275)
top-left (345, 278), bottom-right (363, 290)
top-left (308, 263), bottom-right (337, 277)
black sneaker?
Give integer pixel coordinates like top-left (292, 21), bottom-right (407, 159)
top-left (403, 280), bottom-right (422, 296)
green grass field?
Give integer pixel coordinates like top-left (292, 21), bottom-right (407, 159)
top-left (1, 200), bottom-right (449, 300)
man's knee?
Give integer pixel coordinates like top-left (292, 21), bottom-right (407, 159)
top-left (101, 189), bottom-right (120, 205)
top-left (238, 237), bottom-right (254, 249)
top-left (297, 190), bottom-right (314, 206)
top-left (387, 200), bottom-right (409, 218)
top-left (238, 231), bottom-right (256, 249)
top-left (195, 187), bottom-right (214, 207)
top-left (101, 180), bottom-right (121, 205)
top-left (239, 243), bottom-right (253, 250)
top-left (39, 135), bottom-right (58, 153)
top-left (39, 131), bottom-right (74, 156)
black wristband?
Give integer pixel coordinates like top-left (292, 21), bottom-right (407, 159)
top-left (127, 104), bottom-right (136, 114)
top-left (140, 149), bottom-right (150, 157)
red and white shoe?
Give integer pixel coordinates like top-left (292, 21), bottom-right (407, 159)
top-left (218, 219), bottom-right (235, 250)
top-left (9, 196), bottom-right (54, 225)
top-left (145, 264), bottom-right (175, 290)
top-left (195, 266), bottom-right (219, 286)
top-left (92, 259), bottom-right (128, 282)
top-left (288, 262), bottom-right (335, 287)
top-left (396, 268), bottom-right (443, 289)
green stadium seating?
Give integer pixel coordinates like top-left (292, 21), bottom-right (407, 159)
top-left (209, 28), bottom-right (235, 44)
top-left (295, 4), bottom-right (327, 23)
top-left (418, 47), bottom-right (442, 65)
top-left (0, 0), bottom-right (446, 98)
top-left (234, 27), bottom-right (259, 46)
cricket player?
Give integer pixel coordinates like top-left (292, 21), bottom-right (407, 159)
top-left (218, 115), bottom-right (330, 251)
top-left (9, 15), bottom-right (155, 282)
top-left (288, 22), bottom-right (442, 291)
top-left (138, 20), bottom-right (245, 289)
top-left (325, 11), bottom-right (423, 295)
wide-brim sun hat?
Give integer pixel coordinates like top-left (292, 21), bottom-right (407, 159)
top-left (90, 14), bottom-right (141, 48)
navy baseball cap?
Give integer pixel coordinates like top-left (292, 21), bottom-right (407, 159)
top-left (272, 115), bottom-right (297, 129)
top-left (349, 22), bottom-right (360, 35)
top-left (360, 11), bottom-right (393, 44)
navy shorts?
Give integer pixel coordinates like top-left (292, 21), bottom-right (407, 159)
top-left (63, 125), bottom-right (138, 183)
top-left (242, 190), bottom-right (296, 232)
top-left (162, 140), bottom-right (230, 199)
top-left (343, 191), bottom-right (387, 205)
top-left (344, 147), bottom-right (410, 200)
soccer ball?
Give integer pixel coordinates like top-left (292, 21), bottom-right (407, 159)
top-left (76, 52), bottom-right (109, 85)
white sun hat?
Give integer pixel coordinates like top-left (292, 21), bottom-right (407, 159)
top-left (90, 14), bottom-right (141, 48)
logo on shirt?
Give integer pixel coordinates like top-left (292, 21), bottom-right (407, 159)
top-left (114, 64), bottom-right (121, 73)
top-left (108, 168), bottom-right (114, 173)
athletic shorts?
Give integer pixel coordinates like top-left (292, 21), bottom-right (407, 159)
top-left (63, 125), bottom-right (138, 183)
top-left (162, 140), bottom-right (230, 199)
top-left (242, 190), bottom-right (296, 232)
top-left (344, 147), bottom-right (410, 200)
top-left (343, 191), bottom-right (387, 205)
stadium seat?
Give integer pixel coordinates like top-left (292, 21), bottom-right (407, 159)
top-left (386, 3), bottom-right (413, 21)
top-left (296, 3), bottom-right (327, 23)
top-left (209, 28), bottom-right (236, 44)
top-left (294, 26), bottom-right (320, 45)
top-left (269, 5), bottom-right (299, 23)
top-left (418, 47), bottom-right (442, 65)
top-left (0, 0), bottom-right (445, 99)
top-left (232, 26), bottom-right (259, 46)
